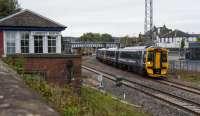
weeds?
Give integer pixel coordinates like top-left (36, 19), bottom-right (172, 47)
top-left (169, 70), bottom-right (200, 85)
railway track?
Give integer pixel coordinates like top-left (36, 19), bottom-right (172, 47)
top-left (157, 80), bottom-right (200, 95)
top-left (82, 65), bottom-right (200, 115)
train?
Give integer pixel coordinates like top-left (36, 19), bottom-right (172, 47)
top-left (96, 46), bottom-right (169, 78)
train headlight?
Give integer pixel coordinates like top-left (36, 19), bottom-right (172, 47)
top-left (147, 62), bottom-right (151, 65)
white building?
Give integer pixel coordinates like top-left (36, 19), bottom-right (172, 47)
top-left (155, 29), bottom-right (197, 48)
top-left (0, 9), bottom-right (66, 57)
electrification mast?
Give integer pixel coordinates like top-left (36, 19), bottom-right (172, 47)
top-left (144, 0), bottom-right (153, 34)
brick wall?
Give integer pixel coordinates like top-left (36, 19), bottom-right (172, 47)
top-left (10, 54), bottom-right (81, 86)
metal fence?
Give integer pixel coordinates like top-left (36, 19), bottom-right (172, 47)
top-left (169, 60), bottom-right (200, 73)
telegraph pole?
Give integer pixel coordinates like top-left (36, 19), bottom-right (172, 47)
top-left (144, 0), bottom-right (153, 33)
top-left (144, 0), bottom-right (154, 43)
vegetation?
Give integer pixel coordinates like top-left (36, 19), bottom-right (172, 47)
top-left (3, 57), bottom-right (149, 116)
top-left (2, 56), bottom-right (25, 74)
top-left (24, 77), bottom-right (149, 116)
top-left (120, 36), bottom-right (140, 47)
top-left (0, 0), bottom-right (21, 18)
top-left (169, 70), bottom-right (200, 85)
top-left (197, 38), bottom-right (200, 42)
top-left (181, 38), bottom-right (185, 49)
top-left (80, 33), bottom-right (114, 42)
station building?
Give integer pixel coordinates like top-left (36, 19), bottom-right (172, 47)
top-left (0, 9), bottom-right (66, 57)
top-left (0, 9), bottom-right (81, 86)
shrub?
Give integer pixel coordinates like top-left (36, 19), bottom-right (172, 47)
top-left (2, 56), bottom-right (25, 74)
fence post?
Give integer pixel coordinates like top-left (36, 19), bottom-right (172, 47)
top-left (196, 62), bottom-right (198, 73)
top-left (172, 61), bottom-right (175, 73)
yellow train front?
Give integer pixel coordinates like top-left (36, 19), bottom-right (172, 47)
top-left (145, 47), bottom-right (168, 78)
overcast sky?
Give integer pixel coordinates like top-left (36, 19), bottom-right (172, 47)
top-left (18, 0), bottom-right (200, 37)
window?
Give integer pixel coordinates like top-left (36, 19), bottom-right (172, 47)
top-left (48, 36), bottom-right (56, 53)
top-left (167, 38), bottom-right (170, 43)
top-left (21, 33), bottom-right (29, 53)
top-left (161, 52), bottom-right (167, 62)
top-left (34, 36), bottom-right (43, 53)
top-left (147, 52), bottom-right (154, 62)
top-left (120, 51), bottom-right (141, 60)
top-left (6, 32), bottom-right (16, 54)
top-left (106, 51), bottom-right (115, 57)
top-left (143, 52), bottom-right (146, 63)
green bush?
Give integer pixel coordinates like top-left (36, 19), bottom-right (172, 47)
top-left (2, 56), bottom-right (25, 74)
top-left (14, 57), bottom-right (25, 74)
top-left (64, 107), bottom-right (80, 116)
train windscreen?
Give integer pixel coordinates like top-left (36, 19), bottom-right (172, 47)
top-left (161, 52), bottom-right (167, 62)
top-left (147, 52), bottom-right (154, 62)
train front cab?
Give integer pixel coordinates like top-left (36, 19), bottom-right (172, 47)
top-left (146, 48), bottom-right (168, 78)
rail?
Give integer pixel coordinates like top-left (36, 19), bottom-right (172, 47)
top-left (82, 65), bottom-right (200, 115)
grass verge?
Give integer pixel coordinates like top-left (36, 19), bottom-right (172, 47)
top-left (168, 70), bottom-right (200, 85)
top-left (22, 75), bottom-right (149, 116)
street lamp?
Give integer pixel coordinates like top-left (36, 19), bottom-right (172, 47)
top-left (177, 40), bottom-right (181, 60)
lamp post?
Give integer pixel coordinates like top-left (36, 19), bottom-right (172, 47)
top-left (177, 41), bottom-right (181, 60)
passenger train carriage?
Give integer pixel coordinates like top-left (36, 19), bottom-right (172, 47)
top-left (96, 46), bottom-right (168, 78)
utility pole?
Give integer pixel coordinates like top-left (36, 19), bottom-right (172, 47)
top-left (144, 0), bottom-right (153, 33)
top-left (144, 0), bottom-right (153, 43)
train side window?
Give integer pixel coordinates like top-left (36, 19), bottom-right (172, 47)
top-left (143, 52), bottom-right (146, 62)
top-left (147, 52), bottom-right (154, 62)
top-left (121, 52), bottom-right (127, 59)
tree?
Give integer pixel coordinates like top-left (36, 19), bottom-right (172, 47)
top-left (101, 33), bottom-right (113, 42)
top-left (80, 33), bottom-right (113, 42)
top-left (120, 36), bottom-right (129, 47)
top-left (120, 36), bottom-right (137, 47)
top-left (181, 38), bottom-right (185, 49)
top-left (197, 38), bottom-right (200, 42)
top-left (80, 33), bottom-right (100, 42)
top-left (0, 0), bottom-right (21, 18)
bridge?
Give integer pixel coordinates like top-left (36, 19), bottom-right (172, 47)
top-left (63, 41), bottom-right (120, 54)
top-left (64, 41), bottom-right (120, 48)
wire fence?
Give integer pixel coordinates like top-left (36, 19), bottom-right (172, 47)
top-left (169, 60), bottom-right (200, 73)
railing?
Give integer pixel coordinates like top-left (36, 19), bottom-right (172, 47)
top-left (169, 60), bottom-right (200, 73)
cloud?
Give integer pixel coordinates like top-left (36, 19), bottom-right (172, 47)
top-left (19, 0), bottom-right (200, 36)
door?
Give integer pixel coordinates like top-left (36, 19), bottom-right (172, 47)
top-left (155, 52), bottom-right (161, 69)
top-left (154, 51), bottom-right (161, 74)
